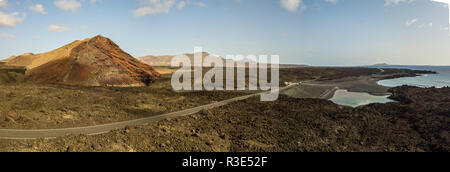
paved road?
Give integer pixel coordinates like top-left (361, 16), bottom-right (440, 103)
top-left (318, 86), bottom-right (339, 99)
top-left (0, 85), bottom-right (297, 140)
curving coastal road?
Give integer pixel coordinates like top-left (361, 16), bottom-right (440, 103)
top-left (0, 85), bottom-right (297, 140)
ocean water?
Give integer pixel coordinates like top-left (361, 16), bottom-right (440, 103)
top-left (330, 66), bottom-right (449, 107)
top-left (377, 66), bottom-right (450, 88)
top-left (329, 89), bottom-right (393, 108)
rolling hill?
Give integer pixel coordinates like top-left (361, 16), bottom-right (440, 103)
top-left (137, 52), bottom-right (231, 67)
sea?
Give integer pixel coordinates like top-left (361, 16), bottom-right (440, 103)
top-left (330, 65), bottom-right (450, 107)
top-left (377, 65), bottom-right (450, 88)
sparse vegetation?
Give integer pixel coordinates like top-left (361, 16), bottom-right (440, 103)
top-left (0, 57), bottom-right (447, 152)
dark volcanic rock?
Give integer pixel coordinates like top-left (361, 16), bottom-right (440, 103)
top-left (0, 86), bottom-right (448, 152)
top-left (384, 86), bottom-right (450, 151)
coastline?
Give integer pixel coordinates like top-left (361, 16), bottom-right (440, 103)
top-left (0, 67), bottom-right (447, 152)
top-left (281, 69), bottom-right (437, 100)
top-left (2, 85), bottom-right (447, 152)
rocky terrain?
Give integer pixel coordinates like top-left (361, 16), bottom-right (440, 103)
top-left (0, 65), bottom-right (435, 129)
top-left (0, 76), bottom-right (249, 129)
top-left (0, 61), bottom-right (445, 152)
top-left (6, 35), bottom-right (160, 87)
top-left (279, 67), bottom-right (435, 82)
top-left (0, 62), bottom-right (26, 84)
top-left (0, 86), bottom-right (447, 152)
top-left (378, 86), bottom-right (450, 151)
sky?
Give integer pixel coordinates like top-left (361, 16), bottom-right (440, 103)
top-left (0, 0), bottom-right (450, 66)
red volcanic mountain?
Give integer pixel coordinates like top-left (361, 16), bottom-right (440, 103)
top-left (6, 35), bottom-right (160, 86)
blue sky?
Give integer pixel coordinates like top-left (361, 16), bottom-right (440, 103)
top-left (0, 0), bottom-right (449, 66)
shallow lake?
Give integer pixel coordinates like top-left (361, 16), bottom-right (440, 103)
top-left (329, 89), bottom-right (394, 108)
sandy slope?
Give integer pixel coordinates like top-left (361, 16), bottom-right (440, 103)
top-left (138, 52), bottom-right (229, 67)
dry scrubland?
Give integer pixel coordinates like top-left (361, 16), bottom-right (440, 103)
top-left (1, 65), bottom-right (411, 130)
top-left (0, 64), bottom-right (448, 152)
top-left (0, 86), bottom-right (448, 152)
top-left (0, 76), bottom-right (248, 129)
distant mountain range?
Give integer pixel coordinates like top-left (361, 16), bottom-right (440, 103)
top-left (138, 52), bottom-right (234, 67)
top-left (138, 52), bottom-right (268, 67)
top-left (371, 63), bottom-right (390, 67)
top-left (4, 35), bottom-right (160, 87)
top-left (1, 35), bottom-right (309, 87)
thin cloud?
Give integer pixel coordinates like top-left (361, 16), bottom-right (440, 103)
top-left (177, 1), bottom-right (186, 9)
top-left (0, 0), bottom-right (7, 9)
top-left (133, 0), bottom-right (177, 17)
top-left (431, 0), bottom-right (450, 35)
top-left (0, 11), bottom-right (26, 28)
top-left (30, 4), bottom-right (46, 14)
top-left (133, 0), bottom-right (209, 16)
top-left (280, 0), bottom-right (306, 13)
top-left (0, 33), bottom-right (16, 40)
top-left (325, 0), bottom-right (338, 4)
top-left (195, 2), bottom-right (206, 8)
top-left (385, 0), bottom-right (415, 6)
top-left (54, 0), bottom-right (81, 12)
top-left (405, 18), bottom-right (418, 27)
top-left (48, 24), bottom-right (70, 32)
